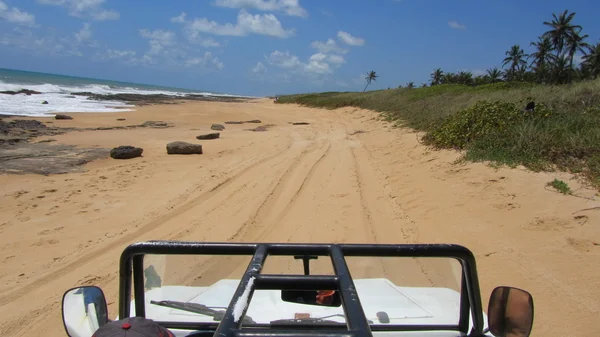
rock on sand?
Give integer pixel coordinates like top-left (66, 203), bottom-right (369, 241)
top-left (196, 133), bottom-right (220, 140)
top-left (110, 146), bottom-right (143, 159)
top-left (211, 124), bottom-right (225, 131)
top-left (166, 141), bottom-right (203, 154)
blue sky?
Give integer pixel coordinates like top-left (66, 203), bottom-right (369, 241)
top-left (1, 0), bottom-right (599, 96)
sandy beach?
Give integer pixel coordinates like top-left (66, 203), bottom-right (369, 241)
top-left (0, 99), bottom-right (599, 336)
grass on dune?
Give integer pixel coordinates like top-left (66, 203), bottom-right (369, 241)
top-left (276, 80), bottom-right (600, 189)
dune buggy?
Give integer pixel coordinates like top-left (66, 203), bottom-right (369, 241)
top-left (61, 241), bottom-right (534, 337)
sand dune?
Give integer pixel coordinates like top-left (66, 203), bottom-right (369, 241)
top-left (0, 99), bottom-right (598, 336)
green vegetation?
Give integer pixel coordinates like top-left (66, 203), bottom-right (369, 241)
top-left (277, 79), bottom-right (600, 189)
top-left (427, 10), bottom-right (598, 86)
top-left (276, 10), bottom-right (600, 189)
top-left (547, 179), bottom-right (573, 194)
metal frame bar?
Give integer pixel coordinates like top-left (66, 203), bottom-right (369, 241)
top-left (118, 241), bottom-right (484, 337)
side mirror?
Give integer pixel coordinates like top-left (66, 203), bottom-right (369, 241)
top-left (487, 286), bottom-right (534, 337)
top-left (62, 286), bottom-right (109, 337)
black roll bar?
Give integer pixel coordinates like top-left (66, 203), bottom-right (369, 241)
top-left (118, 241), bottom-right (484, 337)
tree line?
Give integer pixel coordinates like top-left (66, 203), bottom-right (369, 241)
top-left (422, 10), bottom-right (599, 87)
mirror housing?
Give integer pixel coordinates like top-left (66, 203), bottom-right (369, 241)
top-left (62, 286), bottom-right (109, 337)
top-left (487, 286), bottom-right (534, 337)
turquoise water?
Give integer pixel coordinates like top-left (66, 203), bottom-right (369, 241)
top-left (0, 68), bottom-right (202, 94)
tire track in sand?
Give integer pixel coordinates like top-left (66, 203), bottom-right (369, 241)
top-left (167, 141), bottom-right (332, 284)
top-left (228, 140), bottom-right (331, 242)
top-left (0, 136), bottom-right (295, 306)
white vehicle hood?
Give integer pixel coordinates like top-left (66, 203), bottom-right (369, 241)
top-left (128, 278), bottom-right (490, 337)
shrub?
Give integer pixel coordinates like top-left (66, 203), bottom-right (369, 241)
top-left (423, 100), bottom-right (553, 149)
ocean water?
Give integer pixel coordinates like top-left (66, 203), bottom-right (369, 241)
top-left (0, 68), bottom-right (241, 117)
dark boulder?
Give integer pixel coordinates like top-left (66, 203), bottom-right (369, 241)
top-left (166, 141), bottom-right (203, 155)
top-left (0, 89), bottom-right (42, 95)
top-left (110, 146), bottom-right (143, 159)
top-left (211, 124), bottom-right (225, 131)
top-left (245, 120), bottom-right (262, 123)
top-left (117, 118), bottom-right (126, 121)
top-left (196, 133), bottom-right (220, 140)
top-left (225, 121), bottom-right (243, 124)
top-left (292, 122), bottom-right (310, 125)
top-left (55, 114), bottom-right (73, 120)
top-left (41, 101), bottom-right (49, 105)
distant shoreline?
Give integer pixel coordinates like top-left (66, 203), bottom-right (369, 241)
top-left (68, 91), bottom-right (258, 105)
top-left (0, 67), bottom-right (259, 117)
top-left (0, 89), bottom-right (259, 118)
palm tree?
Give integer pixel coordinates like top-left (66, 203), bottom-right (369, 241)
top-left (543, 10), bottom-right (582, 57)
top-left (456, 71), bottom-right (474, 85)
top-left (442, 72), bottom-right (457, 84)
top-left (406, 81), bottom-right (415, 89)
top-left (551, 55), bottom-right (572, 84)
top-left (486, 68), bottom-right (502, 83)
top-left (566, 32), bottom-right (590, 77)
top-left (529, 36), bottom-right (557, 83)
top-left (363, 71), bottom-right (378, 92)
top-left (502, 45), bottom-right (528, 81)
top-left (582, 42), bottom-right (600, 79)
top-left (430, 68), bottom-right (444, 86)
top-left (474, 75), bottom-right (488, 86)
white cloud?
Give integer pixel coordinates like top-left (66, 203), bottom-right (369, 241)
top-left (215, 0), bottom-right (307, 18)
top-left (309, 53), bottom-right (327, 62)
top-left (266, 50), bottom-right (344, 76)
top-left (171, 12), bottom-right (187, 23)
top-left (171, 12), bottom-right (221, 47)
top-left (252, 61), bottom-right (266, 74)
top-left (306, 53), bottom-right (331, 74)
top-left (75, 23), bottom-right (92, 43)
top-left (0, 1), bottom-right (36, 26)
top-left (266, 50), bottom-right (301, 68)
top-left (327, 54), bottom-right (345, 65)
top-left (188, 33), bottom-right (221, 47)
top-left (186, 51), bottom-right (224, 70)
top-left (1, 27), bottom-right (83, 57)
top-left (310, 38), bottom-right (347, 54)
top-left (337, 31), bottom-right (365, 46)
top-left (185, 9), bottom-right (294, 38)
top-left (139, 29), bottom-right (175, 55)
top-left (448, 21), bottom-right (466, 29)
top-left (136, 29), bottom-right (223, 70)
top-left (139, 29), bottom-right (175, 44)
top-left (104, 49), bottom-right (136, 60)
top-left (38, 0), bottom-right (119, 21)
top-left (94, 49), bottom-right (139, 65)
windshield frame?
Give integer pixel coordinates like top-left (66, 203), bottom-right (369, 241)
top-left (118, 241), bottom-right (484, 337)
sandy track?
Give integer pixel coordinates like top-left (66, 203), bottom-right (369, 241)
top-left (0, 100), bottom-right (599, 336)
